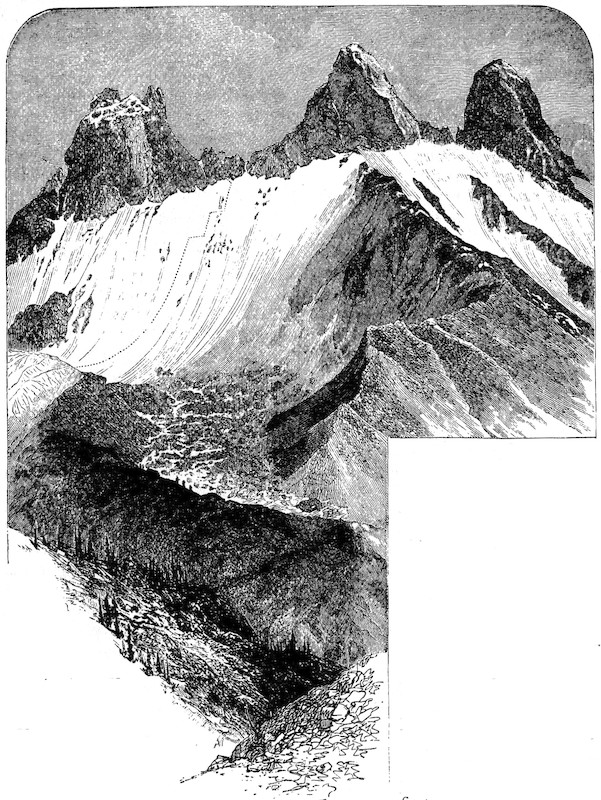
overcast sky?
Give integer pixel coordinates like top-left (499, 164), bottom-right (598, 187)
top-left (7, 6), bottom-right (593, 219)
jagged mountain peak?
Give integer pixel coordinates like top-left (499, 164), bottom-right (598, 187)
top-left (333, 42), bottom-right (388, 81)
top-left (90, 87), bottom-right (122, 111)
top-left (457, 58), bottom-right (589, 203)
top-left (332, 42), bottom-right (407, 104)
top-left (87, 85), bottom-right (166, 119)
top-left (329, 42), bottom-right (417, 137)
top-left (143, 85), bottom-right (167, 116)
top-left (247, 43), bottom-right (419, 178)
top-left (58, 81), bottom-right (245, 221)
top-left (84, 91), bottom-right (150, 128)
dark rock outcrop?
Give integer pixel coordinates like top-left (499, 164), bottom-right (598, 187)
top-left (471, 176), bottom-right (593, 307)
top-left (248, 43), bottom-right (420, 178)
top-left (6, 170), bottom-right (64, 264)
top-left (413, 178), bottom-right (458, 229)
top-left (418, 119), bottom-right (454, 144)
top-left (8, 290), bottom-right (72, 350)
top-left (457, 59), bottom-right (590, 204)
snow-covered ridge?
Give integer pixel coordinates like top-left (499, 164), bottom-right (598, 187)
top-left (364, 143), bottom-right (594, 325)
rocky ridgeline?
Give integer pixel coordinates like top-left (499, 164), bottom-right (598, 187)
top-left (7, 43), bottom-right (419, 263)
top-left (471, 175), bottom-right (593, 307)
top-left (7, 46), bottom-right (591, 266)
top-left (207, 653), bottom-right (386, 793)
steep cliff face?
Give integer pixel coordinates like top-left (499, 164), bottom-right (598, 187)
top-left (6, 170), bottom-right (65, 264)
top-left (247, 43), bottom-right (420, 178)
top-left (457, 59), bottom-right (590, 204)
top-left (60, 86), bottom-right (244, 221)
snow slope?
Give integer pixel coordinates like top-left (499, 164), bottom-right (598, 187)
top-left (365, 143), bottom-right (594, 325)
top-left (1, 530), bottom-right (234, 800)
top-left (7, 155), bottom-right (364, 383)
top-left (7, 143), bottom-right (593, 387)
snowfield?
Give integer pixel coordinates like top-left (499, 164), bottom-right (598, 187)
top-left (7, 142), bottom-right (592, 388)
top-left (365, 143), bottom-right (594, 325)
top-left (7, 154), bottom-right (365, 383)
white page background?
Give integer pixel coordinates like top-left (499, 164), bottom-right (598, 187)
top-left (390, 437), bottom-right (600, 799)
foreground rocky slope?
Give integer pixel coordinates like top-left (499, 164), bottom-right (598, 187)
top-left (8, 355), bottom-right (387, 666)
top-left (203, 653), bottom-right (387, 797)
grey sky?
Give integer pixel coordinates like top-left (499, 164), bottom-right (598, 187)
top-left (7, 5), bottom-right (593, 219)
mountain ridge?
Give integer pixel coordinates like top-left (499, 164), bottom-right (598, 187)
top-left (7, 45), bottom-right (591, 267)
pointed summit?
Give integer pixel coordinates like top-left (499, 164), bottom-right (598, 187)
top-left (248, 43), bottom-right (419, 178)
top-left (143, 85), bottom-right (167, 117)
top-left (329, 43), bottom-right (419, 144)
top-left (457, 59), bottom-right (589, 202)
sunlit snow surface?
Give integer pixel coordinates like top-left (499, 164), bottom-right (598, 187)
top-left (8, 155), bottom-right (365, 382)
top-left (7, 143), bottom-right (594, 385)
top-left (364, 143), bottom-right (593, 324)
top-left (2, 529), bottom-right (233, 800)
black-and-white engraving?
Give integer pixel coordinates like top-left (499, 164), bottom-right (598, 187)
top-left (5, 6), bottom-right (593, 797)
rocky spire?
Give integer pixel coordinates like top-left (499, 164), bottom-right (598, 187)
top-left (59, 85), bottom-right (244, 221)
top-left (248, 43), bottom-right (420, 178)
top-left (457, 59), bottom-right (589, 203)
top-left (59, 86), bottom-right (200, 220)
